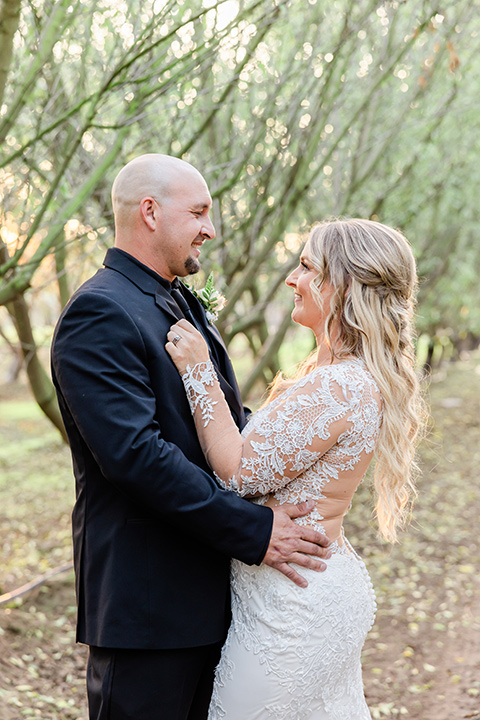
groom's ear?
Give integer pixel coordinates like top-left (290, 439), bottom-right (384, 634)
top-left (140, 196), bottom-right (159, 231)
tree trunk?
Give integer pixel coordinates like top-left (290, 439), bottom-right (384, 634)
top-left (241, 309), bottom-right (292, 400)
top-left (0, 0), bottom-right (22, 107)
top-left (54, 232), bottom-right (70, 308)
top-left (8, 293), bottom-right (67, 442)
top-left (0, 320), bottom-right (22, 381)
top-left (1, 237), bottom-right (66, 440)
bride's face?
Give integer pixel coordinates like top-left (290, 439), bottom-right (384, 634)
top-left (285, 242), bottom-right (334, 335)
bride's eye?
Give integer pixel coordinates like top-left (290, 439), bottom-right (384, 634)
top-left (301, 260), bottom-right (310, 270)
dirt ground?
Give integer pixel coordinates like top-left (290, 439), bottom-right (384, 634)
top-left (0, 356), bottom-right (479, 719)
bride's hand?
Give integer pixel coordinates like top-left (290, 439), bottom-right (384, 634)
top-left (166, 319), bottom-right (210, 375)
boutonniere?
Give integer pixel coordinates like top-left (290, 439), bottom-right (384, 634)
top-left (183, 272), bottom-right (226, 323)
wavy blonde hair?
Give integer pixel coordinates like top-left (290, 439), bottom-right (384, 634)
top-left (265, 218), bottom-right (426, 542)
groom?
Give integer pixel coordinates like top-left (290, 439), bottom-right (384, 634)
top-left (51, 153), bottom-right (331, 720)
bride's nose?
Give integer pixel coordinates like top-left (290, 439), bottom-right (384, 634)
top-left (285, 267), bottom-right (299, 288)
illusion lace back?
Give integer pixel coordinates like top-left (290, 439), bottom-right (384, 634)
top-left (182, 359), bottom-right (383, 719)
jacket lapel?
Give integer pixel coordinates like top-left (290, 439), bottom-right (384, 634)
top-left (154, 288), bottom-right (184, 323)
top-left (103, 249), bottom-right (246, 428)
top-left (103, 248), bottom-right (183, 324)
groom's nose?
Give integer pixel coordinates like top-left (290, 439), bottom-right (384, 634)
top-left (201, 215), bottom-right (215, 240)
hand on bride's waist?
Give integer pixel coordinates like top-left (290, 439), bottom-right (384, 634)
top-left (262, 494), bottom-right (345, 548)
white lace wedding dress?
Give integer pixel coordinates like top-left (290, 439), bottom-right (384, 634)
top-left (181, 358), bottom-right (382, 720)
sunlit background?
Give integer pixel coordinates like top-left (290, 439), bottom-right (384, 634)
top-left (2, 0), bottom-right (478, 403)
top-left (0, 3), bottom-right (479, 716)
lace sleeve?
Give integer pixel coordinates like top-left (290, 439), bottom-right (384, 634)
top-left (181, 361), bottom-right (246, 488)
top-left (229, 368), bottom-right (356, 497)
top-left (181, 362), bottom-right (356, 498)
top-left (182, 360), bottom-right (218, 426)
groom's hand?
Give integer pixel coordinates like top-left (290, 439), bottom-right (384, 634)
top-left (263, 500), bottom-right (332, 588)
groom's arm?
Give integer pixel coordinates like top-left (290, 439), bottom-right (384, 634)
top-left (52, 291), bottom-right (272, 565)
top-left (53, 291), bottom-right (331, 583)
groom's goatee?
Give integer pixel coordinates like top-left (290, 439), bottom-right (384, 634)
top-left (185, 257), bottom-right (200, 274)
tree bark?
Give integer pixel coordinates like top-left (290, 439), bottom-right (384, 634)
top-left (54, 232), bottom-right (70, 309)
top-left (8, 293), bottom-right (67, 442)
top-left (0, 239), bottom-right (67, 441)
top-left (0, 0), bottom-right (73, 144)
top-left (241, 309), bottom-right (292, 399)
top-left (0, 0), bottom-right (22, 108)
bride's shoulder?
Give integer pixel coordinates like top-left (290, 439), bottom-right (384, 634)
top-left (245, 359), bottom-right (378, 431)
top-left (302, 358), bottom-right (364, 382)
top-left (301, 358), bottom-right (379, 396)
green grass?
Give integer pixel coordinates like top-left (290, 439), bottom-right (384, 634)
top-left (0, 398), bottom-right (74, 593)
top-left (0, 356), bottom-right (479, 719)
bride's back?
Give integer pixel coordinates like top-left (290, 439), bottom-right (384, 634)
top-left (243, 358), bottom-right (383, 547)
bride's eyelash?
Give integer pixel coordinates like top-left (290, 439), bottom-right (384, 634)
top-left (301, 261), bottom-right (310, 270)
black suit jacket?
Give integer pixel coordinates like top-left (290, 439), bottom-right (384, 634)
top-left (51, 248), bottom-right (272, 650)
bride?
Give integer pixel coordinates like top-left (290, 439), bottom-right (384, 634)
top-left (166, 218), bottom-right (424, 719)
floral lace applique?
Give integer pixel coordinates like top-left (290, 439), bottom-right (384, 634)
top-left (181, 359), bottom-right (382, 719)
top-left (216, 360), bottom-right (382, 510)
top-left (206, 360), bottom-right (382, 720)
top-left (181, 360), bottom-right (218, 427)
top-left (208, 548), bottom-right (377, 720)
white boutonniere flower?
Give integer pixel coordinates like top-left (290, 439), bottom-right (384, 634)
top-left (183, 272), bottom-right (226, 323)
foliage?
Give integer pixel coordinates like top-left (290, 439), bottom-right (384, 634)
top-left (0, 0), bottom-right (479, 421)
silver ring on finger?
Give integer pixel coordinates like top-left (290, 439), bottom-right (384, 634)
top-left (172, 334), bottom-right (182, 346)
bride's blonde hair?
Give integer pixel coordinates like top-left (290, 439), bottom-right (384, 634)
top-left (265, 218), bottom-right (426, 542)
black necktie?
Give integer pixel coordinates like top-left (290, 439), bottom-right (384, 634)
top-left (170, 283), bottom-right (244, 428)
top-left (170, 284), bottom-right (203, 332)
top-left (170, 282), bottom-right (224, 377)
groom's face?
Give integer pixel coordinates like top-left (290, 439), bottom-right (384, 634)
top-left (154, 172), bottom-right (216, 281)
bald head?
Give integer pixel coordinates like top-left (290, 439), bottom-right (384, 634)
top-left (111, 154), bottom-right (205, 227)
top-left (110, 153), bottom-right (215, 280)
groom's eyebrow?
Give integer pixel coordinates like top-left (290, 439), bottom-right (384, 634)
top-left (191, 202), bottom-right (211, 211)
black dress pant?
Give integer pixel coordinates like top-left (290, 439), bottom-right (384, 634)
top-left (87, 642), bottom-right (223, 720)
